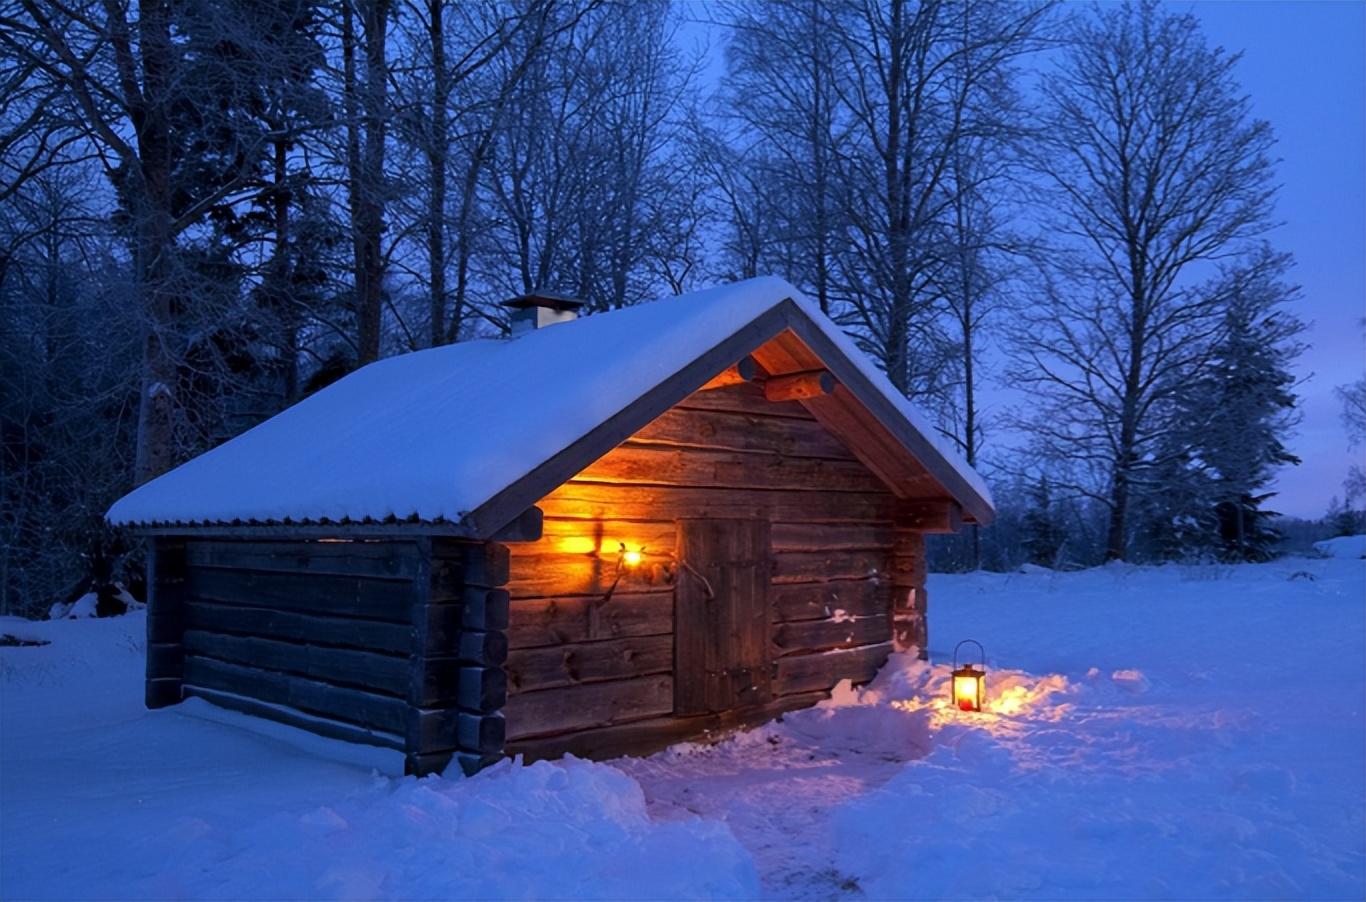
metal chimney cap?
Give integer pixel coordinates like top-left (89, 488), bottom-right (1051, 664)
top-left (500, 291), bottom-right (586, 313)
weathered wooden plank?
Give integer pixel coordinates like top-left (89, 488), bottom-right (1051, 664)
top-left (575, 445), bottom-right (884, 494)
top-left (675, 519), bottom-right (772, 715)
top-left (772, 614), bottom-right (890, 657)
top-left (774, 642), bottom-right (893, 695)
top-left (185, 539), bottom-right (422, 580)
top-left (673, 379), bottom-right (815, 419)
top-left (183, 600), bottom-right (424, 655)
top-left (519, 518), bottom-right (677, 558)
top-left (183, 630), bottom-right (415, 697)
top-left (506, 635), bottom-right (673, 693)
top-left (185, 685), bottom-right (405, 751)
top-left (183, 567), bottom-right (411, 622)
top-left (537, 483), bottom-right (898, 524)
top-left (504, 553), bottom-right (672, 599)
top-left (771, 579), bottom-right (889, 624)
top-left (771, 522), bottom-right (893, 552)
top-left (506, 690), bottom-right (829, 763)
top-left (628, 407), bottom-right (854, 460)
top-left (506, 591), bottom-right (673, 649)
top-left (765, 369), bottom-right (835, 402)
top-left (765, 317), bottom-right (995, 524)
top-left (183, 655), bottom-right (407, 733)
top-left (772, 549), bottom-right (888, 584)
top-left (518, 519), bottom-right (891, 561)
top-left (503, 675), bottom-right (674, 741)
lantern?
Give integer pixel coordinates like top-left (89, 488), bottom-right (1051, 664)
top-left (618, 544), bottom-right (643, 569)
top-left (951, 639), bottom-right (986, 712)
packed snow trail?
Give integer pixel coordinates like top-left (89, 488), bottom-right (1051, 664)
top-left (2, 553), bottom-right (1362, 899)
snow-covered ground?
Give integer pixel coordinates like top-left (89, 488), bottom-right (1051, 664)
top-left (2, 553), bottom-right (1363, 900)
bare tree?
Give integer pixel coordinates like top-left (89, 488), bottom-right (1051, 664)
top-left (1014, 0), bottom-right (1278, 560)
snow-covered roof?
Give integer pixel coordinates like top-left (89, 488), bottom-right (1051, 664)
top-left (108, 277), bottom-right (993, 535)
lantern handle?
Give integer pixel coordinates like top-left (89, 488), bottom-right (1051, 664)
top-left (953, 639), bottom-right (985, 670)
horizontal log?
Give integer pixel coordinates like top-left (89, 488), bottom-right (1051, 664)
top-left (505, 553), bottom-right (671, 598)
top-left (506, 591), bottom-right (673, 649)
top-left (459, 666), bottom-right (507, 714)
top-left (629, 406), bottom-right (854, 460)
top-left (184, 566), bottom-right (411, 623)
top-left (771, 579), bottom-right (890, 623)
top-left (772, 614), bottom-right (890, 657)
top-left (506, 690), bottom-right (829, 763)
top-left (575, 445), bottom-right (883, 494)
top-left (765, 369), bottom-right (836, 402)
top-left (184, 654), bottom-right (407, 734)
top-left (185, 539), bottom-right (423, 581)
top-left (506, 635), bottom-right (673, 693)
top-left (895, 502), bottom-right (963, 534)
top-left (183, 600), bottom-right (437, 655)
top-left (518, 519), bottom-right (676, 558)
top-left (674, 379), bottom-right (815, 419)
top-left (774, 642), bottom-right (892, 695)
top-left (538, 482), bottom-right (898, 524)
top-left (183, 629), bottom-right (416, 698)
top-left (459, 588), bottom-right (510, 630)
top-left (772, 549), bottom-right (889, 584)
top-left (185, 685), bottom-right (404, 751)
top-left (771, 522), bottom-right (893, 552)
top-left (503, 675), bottom-right (674, 741)
top-left (456, 630), bottom-right (508, 666)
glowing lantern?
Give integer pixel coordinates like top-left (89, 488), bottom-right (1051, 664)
top-left (951, 639), bottom-right (986, 712)
top-left (618, 544), bottom-right (643, 569)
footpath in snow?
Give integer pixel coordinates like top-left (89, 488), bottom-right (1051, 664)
top-left (2, 551), bottom-right (1363, 900)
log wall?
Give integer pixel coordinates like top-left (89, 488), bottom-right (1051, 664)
top-left (503, 380), bottom-right (927, 759)
top-left (146, 535), bottom-right (510, 776)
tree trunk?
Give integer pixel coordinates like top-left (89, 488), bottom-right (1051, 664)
top-left (426, 0), bottom-right (448, 347)
top-left (355, 0), bottom-right (390, 365)
top-left (132, 0), bottom-right (178, 486)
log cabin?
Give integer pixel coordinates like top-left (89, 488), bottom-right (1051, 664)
top-left (107, 277), bottom-right (994, 776)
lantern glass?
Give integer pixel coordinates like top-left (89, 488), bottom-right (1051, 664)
top-left (953, 669), bottom-right (984, 711)
top-left (622, 549), bottom-right (643, 568)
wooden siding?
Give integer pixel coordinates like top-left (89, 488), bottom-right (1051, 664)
top-left (504, 381), bottom-right (920, 758)
top-left (155, 536), bottom-right (512, 776)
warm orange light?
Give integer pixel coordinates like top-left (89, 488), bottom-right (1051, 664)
top-left (953, 672), bottom-right (983, 712)
top-left (621, 549), bottom-right (643, 568)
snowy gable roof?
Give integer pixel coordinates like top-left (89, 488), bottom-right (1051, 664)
top-left (108, 277), bottom-right (994, 536)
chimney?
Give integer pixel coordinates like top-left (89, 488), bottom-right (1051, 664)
top-left (501, 291), bottom-right (585, 336)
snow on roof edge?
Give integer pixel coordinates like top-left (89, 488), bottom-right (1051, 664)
top-left (107, 277), bottom-right (993, 528)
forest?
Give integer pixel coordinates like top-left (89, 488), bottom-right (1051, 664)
top-left (1, 0), bottom-right (1360, 617)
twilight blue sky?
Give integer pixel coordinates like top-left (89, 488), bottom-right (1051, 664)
top-left (1189, 1), bottom-right (1365, 517)
top-left (681, 1), bottom-right (1365, 518)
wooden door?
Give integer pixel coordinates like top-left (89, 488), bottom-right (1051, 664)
top-left (674, 518), bottom-right (772, 714)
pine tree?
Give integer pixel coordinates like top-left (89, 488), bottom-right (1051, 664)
top-left (1172, 253), bottom-right (1304, 561)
